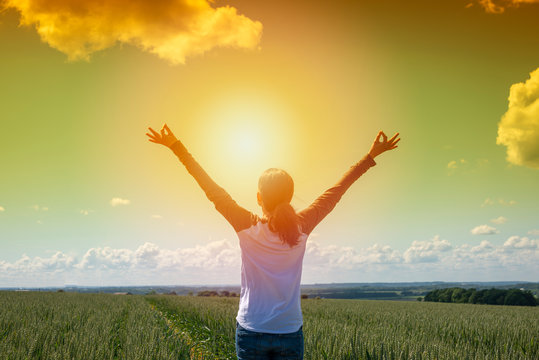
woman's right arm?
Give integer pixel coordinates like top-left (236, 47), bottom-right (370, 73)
top-left (297, 131), bottom-right (399, 235)
top-left (146, 124), bottom-right (256, 233)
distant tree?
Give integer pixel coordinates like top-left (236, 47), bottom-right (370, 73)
top-left (301, 294), bottom-right (308, 299)
top-left (424, 289), bottom-right (439, 302)
top-left (451, 288), bottom-right (473, 303)
top-left (425, 287), bottom-right (536, 307)
top-left (146, 290), bottom-right (157, 295)
top-left (504, 289), bottom-right (538, 306)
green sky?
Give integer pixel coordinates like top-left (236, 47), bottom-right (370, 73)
top-left (0, 0), bottom-right (538, 286)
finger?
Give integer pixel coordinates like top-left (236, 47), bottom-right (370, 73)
top-left (381, 132), bottom-right (387, 142)
top-left (375, 131), bottom-right (382, 142)
top-left (389, 145), bottom-right (398, 150)
top-left (148, 127), bottom-right (160, 137)
top-left (391, 138), bottom-right (401, 146)
top-left (389, 133), bottom-right (399, 142)
top-left (145, 133), bottom-right (157, 139)
top-left (148, 139), bottom-right (159, 144)
top-left (160, 128), bottom-right (166, 137)
top-left (164, 124), bottom-right (172, 135)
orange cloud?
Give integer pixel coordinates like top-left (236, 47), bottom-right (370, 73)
top-left (2, 0), bottom-right (262, 64)
top-left (475, 0), bottom-right (539, 13)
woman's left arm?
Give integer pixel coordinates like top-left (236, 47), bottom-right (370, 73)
top-left (146, 124), bottom-right (256, 233)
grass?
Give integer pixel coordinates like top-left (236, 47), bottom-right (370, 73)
top-left (0, 291), bottom-right (190, 359)
top-left (1, 291), bottom-right (537, 359)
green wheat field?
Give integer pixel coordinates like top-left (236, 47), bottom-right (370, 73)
top-left (0, 292), bottom-right (537, 359)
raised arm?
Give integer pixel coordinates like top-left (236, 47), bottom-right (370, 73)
top-left (146, 124), bottom-right (256, 233)
top-left (297, 131), bottom-right (400, 235)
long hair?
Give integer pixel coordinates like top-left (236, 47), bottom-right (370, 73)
top-left (258, 168), bottom-right (301, 247)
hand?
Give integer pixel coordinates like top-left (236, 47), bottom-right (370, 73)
top-left (146, 124), bottom-right (178, 148)
top-left (368, 131), bottom-right (400, 159)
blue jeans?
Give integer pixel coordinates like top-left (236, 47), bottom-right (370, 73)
top-left (235, 322), bottom-right (304, 360)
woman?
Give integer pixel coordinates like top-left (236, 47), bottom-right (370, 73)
top-left (146, 124), bottom-right (399, 359)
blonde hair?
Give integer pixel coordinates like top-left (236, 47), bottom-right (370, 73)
top-left (258, 168), bottom-right (301, 247)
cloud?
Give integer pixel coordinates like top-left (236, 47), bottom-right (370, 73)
top-left (1, 235), bottom-right (538, 286)
top-left (475, 0), bottom-right (539, 13)
top-left (504, 235), bottom-right (538, 249)
top-left (471, 224), bottom-right (499, 235)
top-left (403, 236), bottom-right (452, 263)
top-left (481, 198), bottom-right (517, 207)
top-left (490, 216), bottom-right (507, 224)
top-left (151, 214), bottom-right (162, 219)
top-left (110, 197), bottom-right (130, 207)
top-left (497, 68), bottom-right (539, 169)
top-left (1, 251), bottom-right (76, 273)
top-left (0, 206), bottom-right (4, 212)
top-left (2, 0), bottom-right (262, 64)
top-left (31, 205), bottom-right (48, 211)
top-left (447, 159), bottom-right (466, 175)
top-left (528, 229), bottom-right (539, 236)
top-left (447, 159), bottom-right (489, 175)
top-left (447, 160), bottom-right (461, 169)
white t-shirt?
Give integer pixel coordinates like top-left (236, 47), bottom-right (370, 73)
top-left (236, 221), bottom-right (309, 333)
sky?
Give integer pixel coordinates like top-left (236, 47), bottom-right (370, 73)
top-left (0, 0), bottom-right (538, 287)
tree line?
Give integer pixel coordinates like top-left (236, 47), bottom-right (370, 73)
top-left (424, 287), bottom-right (537, 306)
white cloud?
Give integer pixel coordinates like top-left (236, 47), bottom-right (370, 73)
top-left (1, 235), bottom-right (538, 286)
top-left (0, 206), bottom-right (4, 212)
top-left (151, 214), bottom-right (162, 219)
top-left (403, 236), bottom-right (452, 263)
top-left (471, 224), bottom-right (499, 235)
top-left (471, 240), bottom-right (495, 253)
top-left (504, 236), bottom-right (538, 250)
top-left (490, 216), bottom-right (507, 224)
top-left (110, 197), bottom-right (130, 207)
top-left (78, 246), bottom-right (133, 270)
top-left (497, 68), bottom-right (539, 169)
top-left (1, 252), bottom-right (76, 273)
top-left (528, 229), bottom-right (539, 236)
top-left (80, 209), bottom-right (93, 216)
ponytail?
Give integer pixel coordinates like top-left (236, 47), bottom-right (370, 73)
top-left (258, 168), bottom-right (301, 247)
top-left (269, 202), bottom-right (301, 247)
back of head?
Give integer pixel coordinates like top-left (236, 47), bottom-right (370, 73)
top-left (258, 168), bottom-right (301, 247)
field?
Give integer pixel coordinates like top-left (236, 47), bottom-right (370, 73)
top-left (1, 292), bottom-right (537, 359)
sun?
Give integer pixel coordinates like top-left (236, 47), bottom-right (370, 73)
top-left (233, 129), bottom-right (260, 157)
top-left (202, 91), bottom-right (294, 166)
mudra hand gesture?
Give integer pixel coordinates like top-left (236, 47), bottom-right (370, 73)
top-left (368, 131), bottom-right (400, 159)
top-left (146, 124), bottom-right (178, 148)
